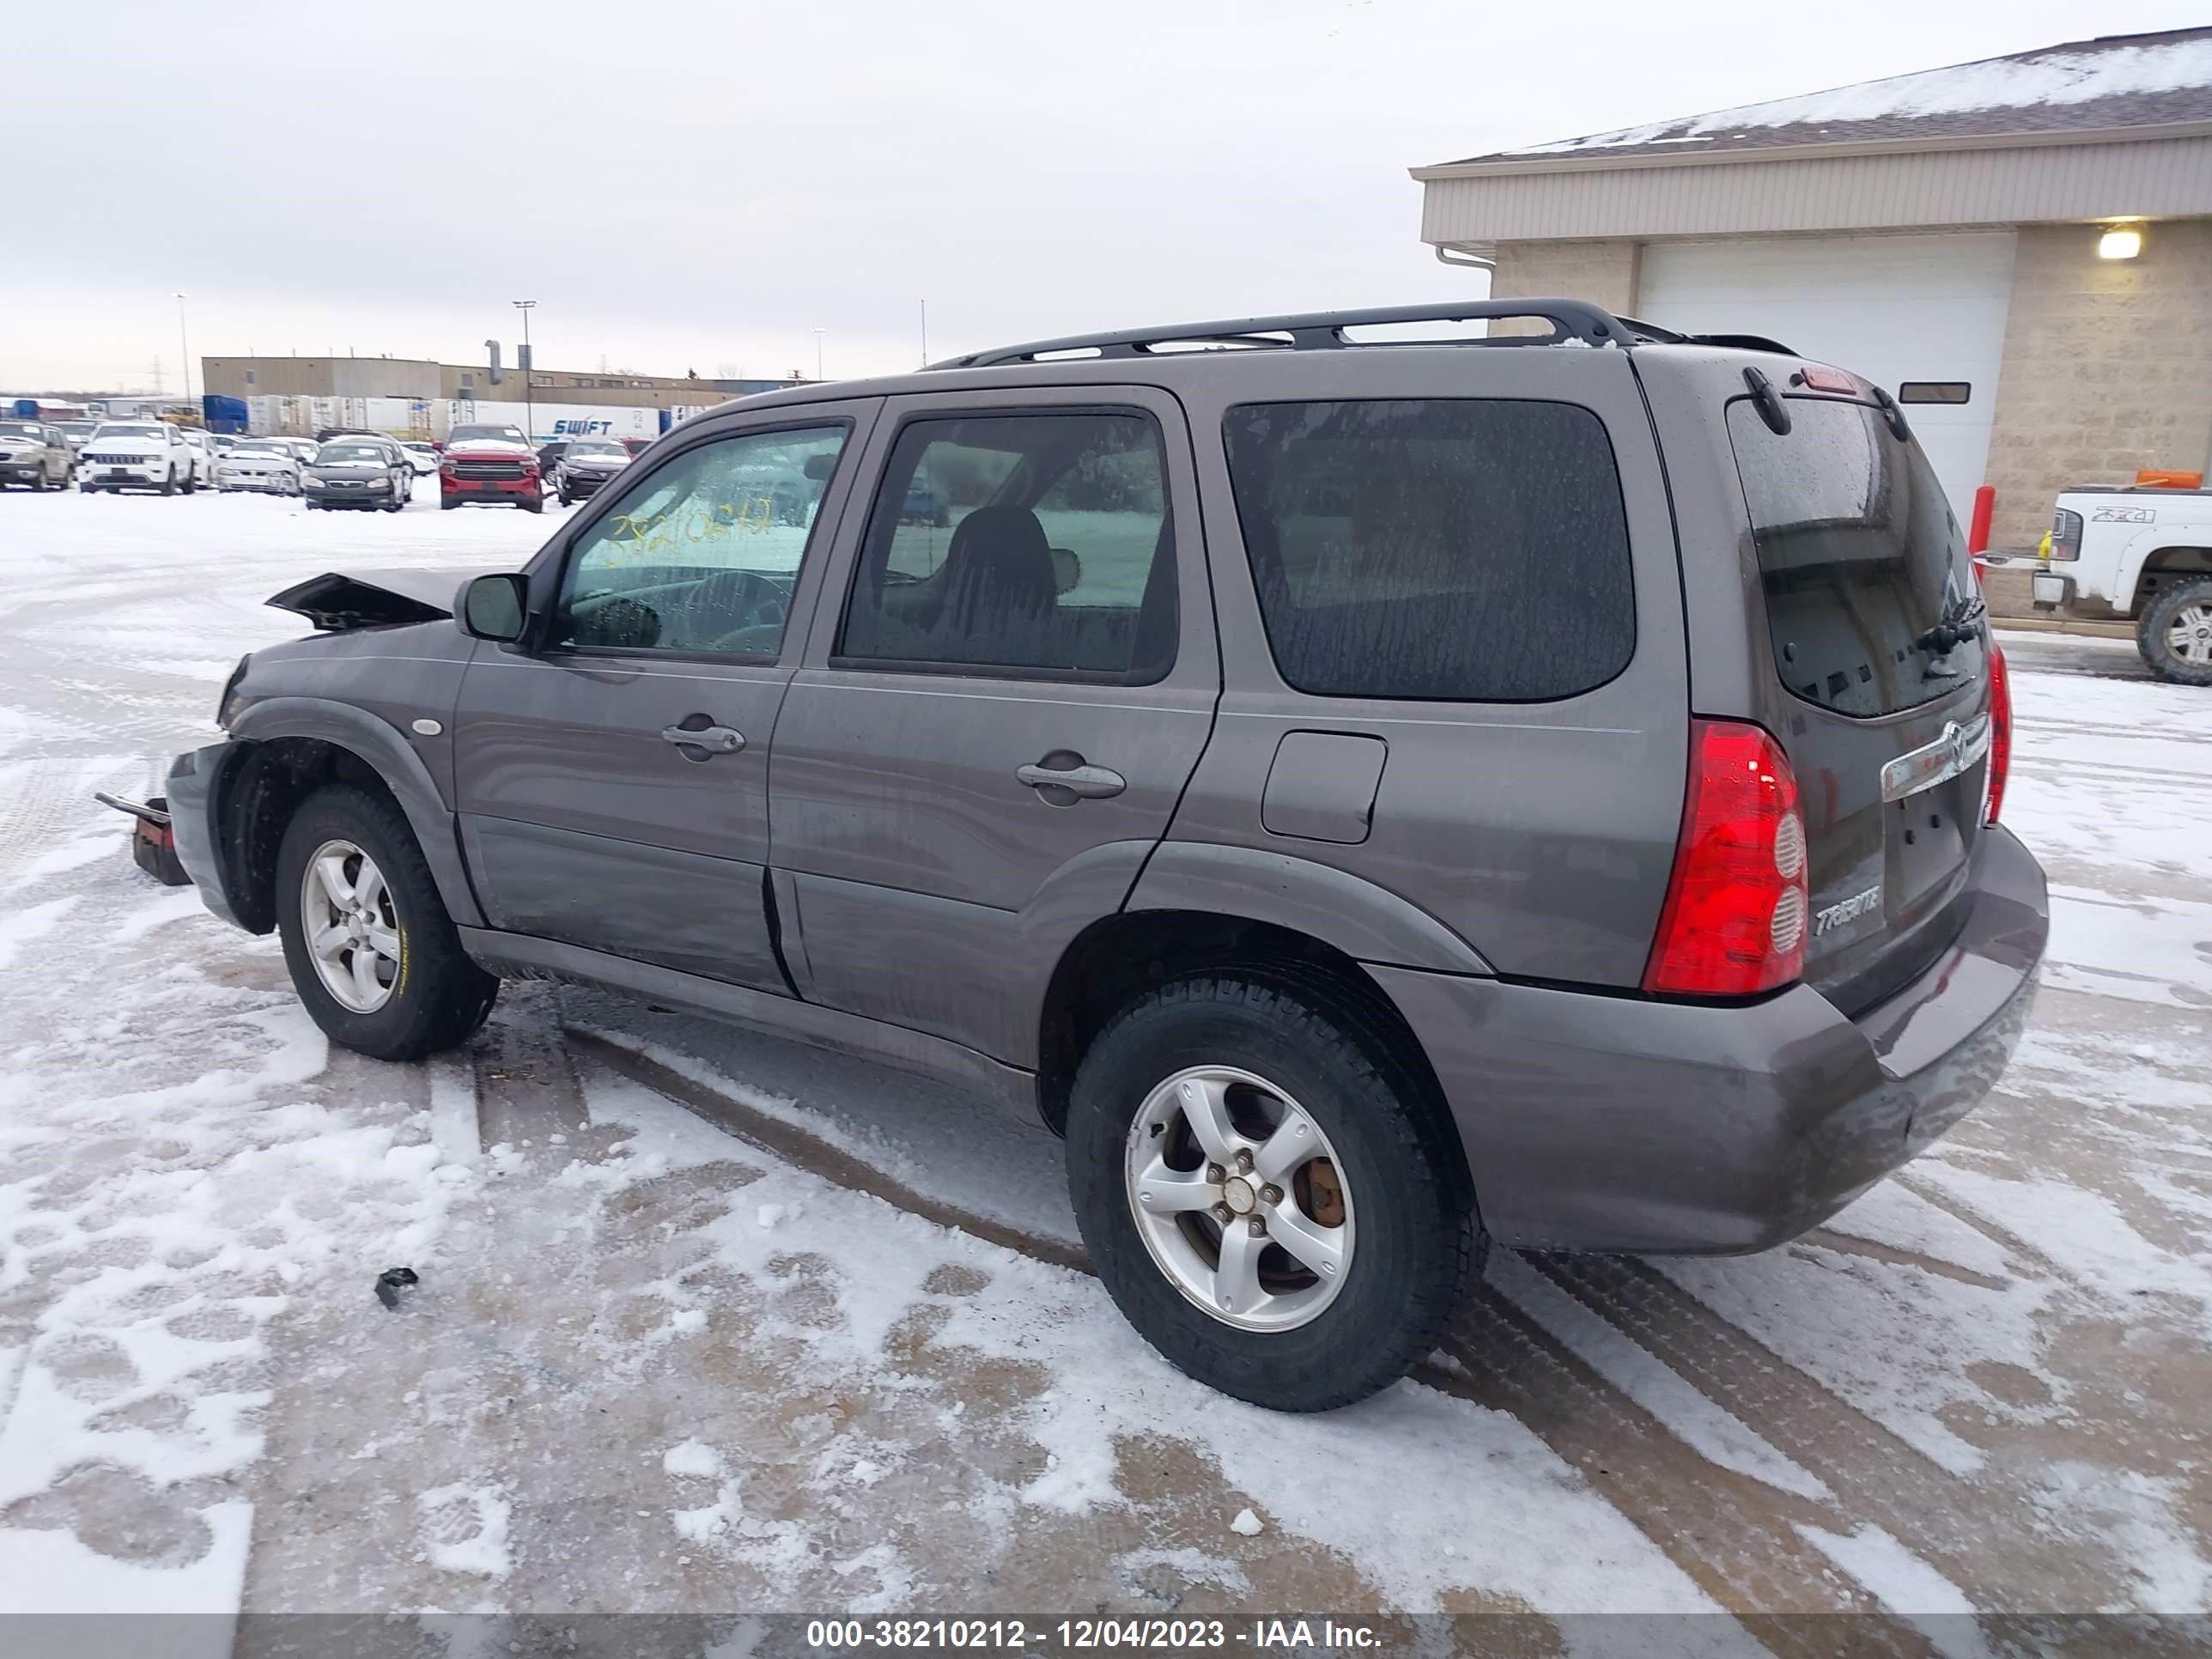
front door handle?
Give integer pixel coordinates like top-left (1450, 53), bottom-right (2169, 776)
top-left (1017, 761), bottom-right (1126, 800)
top-left (661, 722), bottom-right (745, 757)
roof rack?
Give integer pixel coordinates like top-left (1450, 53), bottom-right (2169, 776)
top-left (933, 299), bottom-right (1643, 368)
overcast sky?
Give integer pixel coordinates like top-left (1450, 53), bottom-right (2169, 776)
top-left (6, 0), bottom-right (2202, 392)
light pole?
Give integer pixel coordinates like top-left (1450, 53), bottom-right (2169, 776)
top-left (513, 300), bottom-right (538, 441)
top-left (175, 293), bottom-right (191, 412)
top-left (811, 326), bottom-right (826, 383)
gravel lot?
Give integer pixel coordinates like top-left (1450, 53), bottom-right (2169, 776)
top-left (0, 487), bottom-right (2206, 1654)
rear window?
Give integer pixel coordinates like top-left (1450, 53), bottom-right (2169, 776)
top-left (1728, 398), bottom-right (1983, 718)
top-left (1221, 399), bottom-right (1635, 702)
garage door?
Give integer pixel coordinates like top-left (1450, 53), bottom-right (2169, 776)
top-left (1638, 232), bottom-right (2016, 514)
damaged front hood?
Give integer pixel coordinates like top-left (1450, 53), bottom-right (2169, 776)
top-left (267, 568), bottom-right (473, 631)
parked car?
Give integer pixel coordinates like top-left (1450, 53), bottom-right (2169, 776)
top-left (900, 473), bottom-right (950, 527)
top-left (622, 436), bottom-right (653, 457)
top-left (553, 436), bottom-right (631, 505)
top-left (215, 439), bottom-right (304, 495)
top-left (281, 438), bottom-right (322, 465)
top-left (153, 300), bottom-right (2046, 1413)
top-left (536, 441), bottom-right (571, 478)
top-left (398, 441), bottom-right (441, 476)
top-left (1978, 485), bottom-right (2212, 685)
top-left (301, 435), bottom-right (413, 511)
top-left (78, 420), bottom-right (197, 494)
top-left (439, 431), bottom-right (542, 512)
top-left (179, 428), bottom-right (221, 489)
top-left (0, 419), bottom-right (74, 489)
top-left (54, 420), bottom-right (98, 454)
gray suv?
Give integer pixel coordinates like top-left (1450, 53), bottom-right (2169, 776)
top-left (159, 301), bottom-right (2046, 1411)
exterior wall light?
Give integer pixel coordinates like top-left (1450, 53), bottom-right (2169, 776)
top-left (2098, 228), bottom-right (2143, 260)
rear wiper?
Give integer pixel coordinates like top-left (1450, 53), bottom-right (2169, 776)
top-left (1912, 592), bottom-right (1987, 655)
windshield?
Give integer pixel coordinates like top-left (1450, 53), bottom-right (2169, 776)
top-left (317, 443), bottom-right (386, 464)
top-left (450, 425), bottom-right (526, 444)
top-left (0, 422), bottom-right (45, 440)
top-left (1729, 397), bottom-right (1983, 719)
top-left (568, 440), bottom-right (628, 458)
top-left (94, 424), bottom-right (163, 441)
top-left (232, 442), bottom-right (289, 457)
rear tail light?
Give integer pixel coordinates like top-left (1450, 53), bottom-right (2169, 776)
top-left (1644, 720), bottom-right (1808, 998)
top-left (1984, 642), bottom-right (2012, 823)
top-left (2048, 507), bottom-right (2083, 562)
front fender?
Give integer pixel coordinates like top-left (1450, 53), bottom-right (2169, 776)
top-left (1127, 842), bottom-right (1493, 976)
top-left (228, 696), bottom-right (484, 927)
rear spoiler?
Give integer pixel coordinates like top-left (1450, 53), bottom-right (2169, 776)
top-left (266, 568), bottom-right (465, 631)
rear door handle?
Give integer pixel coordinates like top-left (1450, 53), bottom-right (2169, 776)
top-left (1017, 762), bottom-right (1125, 800)
top-left (661, 723), bottom-right (745, 756)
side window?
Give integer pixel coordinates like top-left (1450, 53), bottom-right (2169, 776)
top-left (553, 423), bottom-right (848, 658)
top-left (1221, 398), bottom-right (1635, 702)
top-left (837, 410), bottom-right (1176, 682)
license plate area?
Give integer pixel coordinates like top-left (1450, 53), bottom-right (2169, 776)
top-left (1886, 781), bottom-right (1970, 920)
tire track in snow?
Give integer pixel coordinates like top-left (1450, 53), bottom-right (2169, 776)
top-left (1526, 1253), bottom-right (2136, 1616)
top-left (574, 1024), bottom-right (1951, 1647)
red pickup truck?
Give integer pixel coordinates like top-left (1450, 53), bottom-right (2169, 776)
top-left (439, 424), bottom-right (544, 513)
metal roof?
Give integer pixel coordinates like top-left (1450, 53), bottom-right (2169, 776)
top-left (1417, 27), bottom-right (2212, 175)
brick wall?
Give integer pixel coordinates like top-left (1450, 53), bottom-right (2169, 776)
top-left (1984, 220), bottom-right (2212, 549)
top-left (1483, 240), bottom-right (1640, 335)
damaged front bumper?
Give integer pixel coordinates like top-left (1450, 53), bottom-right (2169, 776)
top-left (161, 741), bottom-right (248, 926)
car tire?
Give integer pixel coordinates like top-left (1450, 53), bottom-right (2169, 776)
top-left (2137, 577), bottom-right (2212, 687)
top-left (274, 783), bottom-right (499, 1062)
top-left (440, 496), bottom-right (458, 510)
top-left (521, 496), bottom-right (543, 514)
top-left (1065, 975), bottom-right (1477, 1412)
top-left (160, 469), bottom-right (176, 495)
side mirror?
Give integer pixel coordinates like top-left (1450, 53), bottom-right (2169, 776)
top-left (459, 573), bottom-right (529, 642)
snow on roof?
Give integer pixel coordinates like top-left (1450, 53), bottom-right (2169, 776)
top-left (1442, 27), bottom-right (2212, 167)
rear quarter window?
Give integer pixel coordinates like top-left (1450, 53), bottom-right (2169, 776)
top-left (1221, 398), bottom-right (1635, 702)
top-left (1727, 398), bottom-right (1983, 718)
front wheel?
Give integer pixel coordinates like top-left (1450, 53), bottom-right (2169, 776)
top-left (275, 784), bottom-right (499, 1061)
top-left (2138, 576), bottom-right (2212, 687)
top-left (160, 470), bottom-right (177, 496)
top-left (1066, 976), bottom-right (1476, 1411)
top-left (520, 495), bottom-right (543, 514)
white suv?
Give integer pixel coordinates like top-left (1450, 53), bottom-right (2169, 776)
top-left (79, 422), bottom-right (198, 495)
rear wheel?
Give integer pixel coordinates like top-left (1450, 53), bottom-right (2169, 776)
top-left (275, 784), bottom-right (498, 1061)
top-left (2139, 577), bottom-right (2212, 687)
top-left (1066, 975), bottom-right (1476, 1411)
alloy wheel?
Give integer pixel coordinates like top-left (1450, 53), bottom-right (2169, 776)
top-left (299, 838), bottom-right (402, 1012)
top-left (2166, 604), bottom-right (2212, 666)
top-left (1124, 1066), bottom-right (1353, 1332)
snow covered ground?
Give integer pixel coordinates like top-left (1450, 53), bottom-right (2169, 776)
top-left (0, 488), bottom-right (2207, 1651)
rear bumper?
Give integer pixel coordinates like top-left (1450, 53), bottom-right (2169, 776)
top-left (165, 740), bottom-right (249, 930)
top-left (1373, 824), bottom-right (2048, 1254)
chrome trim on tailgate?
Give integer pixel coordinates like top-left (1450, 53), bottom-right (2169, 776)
top-left (1881, 714), bottom-right (1990, 803)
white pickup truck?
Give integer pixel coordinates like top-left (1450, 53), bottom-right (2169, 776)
top-left (1979, 487), bottom-right (2212, 685)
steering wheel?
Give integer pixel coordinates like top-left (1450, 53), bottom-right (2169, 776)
top-left (693, 569), bottom-right (790, 651)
